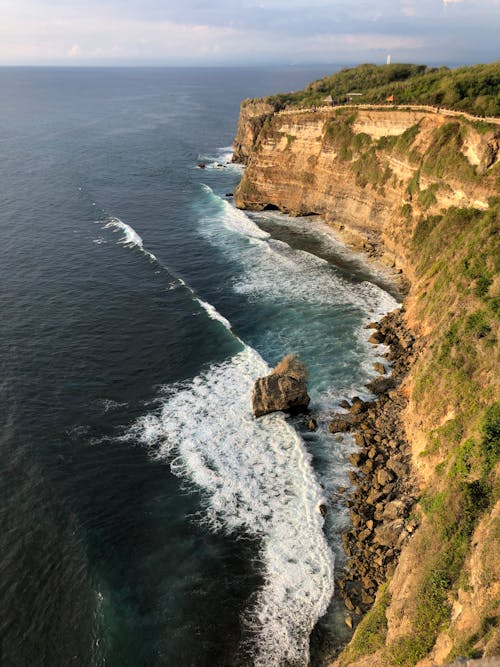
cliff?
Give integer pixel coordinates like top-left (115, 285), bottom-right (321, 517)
top-left (234, 104), bottom-right (498, 283)
top-left (233, 98), bottom-right (500, 666)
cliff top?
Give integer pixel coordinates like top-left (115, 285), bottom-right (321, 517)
top-left (248, 62), bottom-right (500, 118)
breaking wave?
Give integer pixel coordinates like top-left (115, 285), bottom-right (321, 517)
top-left (199, 186), bottom-right (398, 320)
top-left (196, 298), bottom-right (232, 330)
top-left (198, 146), bottom-right (244, 173)
top-left (126, 346), bottom-right (334, 666)
top-left (97, 214), bottom-right (235, 334)
top-left (102, 216), bottom-right (157, 261)
top-left (201, 185), bottom-right (270, 240)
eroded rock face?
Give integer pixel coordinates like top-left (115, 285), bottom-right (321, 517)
top-left (233, 104), bottom-right (496, 281)
top-left (232, 100), bottom-right (277, 165)
top-left (252, 355), bottom-right (310, 417)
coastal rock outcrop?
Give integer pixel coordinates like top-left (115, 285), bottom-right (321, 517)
top-left (252, 354), bottom-right (310, 418)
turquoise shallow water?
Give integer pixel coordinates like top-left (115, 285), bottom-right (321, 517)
top-left (0, 67), bottom-right (399, 667)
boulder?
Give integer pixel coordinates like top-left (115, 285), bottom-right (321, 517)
top-left (373, 519), bottom-right (405, 547)
top-left (376, 468), bottom-right (394, 486)
top-left (406, 517), bottom-right (419, 533)
top-left (349, 452), bottom-right (364, 467)
top-left (329, 414), bottom-right (355, 432)
top-left (350, 512), bottom-right (363, 528)
top-left (382, 499), bottom-right (407, 521)
top-left (361, 590), bottom-right (375, 606)
top-left (368, 331), bottom-right (384, 344)
top-left (386, 458), bottom-right (409, 478)
top-left (361, 460), bottom-right (374, 475)
top-left (252, 354), bottom-right (310, 418)
top-left (359, 528), bottom-right (372, 542)
top-left (344, 597), bottom-right (355, 612)
top-left (365, 376), bottom-right (397, 395)
top-left (307, 418), bottom-right (318, 431)
top-left (349, 396), bottom-right (371, 414)
top-left (252, 373), bottom-right (310, 417)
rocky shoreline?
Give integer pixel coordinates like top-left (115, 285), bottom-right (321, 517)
top-left (330, 308), bottom-right (419, 629)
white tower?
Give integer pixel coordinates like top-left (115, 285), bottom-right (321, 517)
top-left (387, 54), bottom-right (391, 65)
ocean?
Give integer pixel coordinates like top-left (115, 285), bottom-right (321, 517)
top-left (0, 67), bottom-right (399, 667)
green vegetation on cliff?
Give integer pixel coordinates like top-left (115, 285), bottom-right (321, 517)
top-left (385, 199), bottom-right (500, 665)
top-left (337, 586), bottom-right (391, 666)
top-left (265, 62), bottom-right (500, 117)
top-left (334, 200), bottom-right (498, 667)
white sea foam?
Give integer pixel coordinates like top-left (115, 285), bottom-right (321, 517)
top-left (198, 146), bottom-right (244, 173)
top-left (235, 238), bottom-right (397, 316)
top-left (202, 185), bottom-right (270, 240)
top-left (126, 346), bottom-right (334, 666)
top-left (196, 298), bottom-right (232, 330)
top-left (251, 209), bottom-right (397, 285)
top-left (97, 398), bottom-right (128, 413)
top-left (103, 216), bottom-right (157, 261)
top-left (200, 187), bottom-right (398, 319)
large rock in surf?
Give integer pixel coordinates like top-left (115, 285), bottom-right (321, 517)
top-left (252, 354), bottom-right (310, 418)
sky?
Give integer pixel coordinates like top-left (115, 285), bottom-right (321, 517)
top-left (0, 0), bottom-right (499, 66)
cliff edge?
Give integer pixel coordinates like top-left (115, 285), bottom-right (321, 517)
top-left (233, 66), bottom-right (500, 667)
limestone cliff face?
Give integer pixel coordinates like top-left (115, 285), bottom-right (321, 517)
top-left (234, 104), bottom-right (498, 281)
top-left (233, 102), bottom-right (500, 666)
top-left (232, 99), bottom-right (278, 165)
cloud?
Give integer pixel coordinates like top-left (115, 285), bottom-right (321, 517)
top-left (0, 0), bottom-right (499, 65)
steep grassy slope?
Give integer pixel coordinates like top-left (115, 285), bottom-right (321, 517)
top-left (334, 201), bottom-right (500, 666)
top-left (372, 200), bottom-right (500, 666)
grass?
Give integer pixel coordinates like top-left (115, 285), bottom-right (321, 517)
top-left (323, 112), bottom-right (357, 160)
top-left (418, 183), bottom-right (439, 209)
top-left (389, 463), bottom-right (495, 666)
top-left (352, 149), bottom-right (392, 188)
top-left (337, 586), bottom-right (391, 666)
top-left (395, 123), bottom-right (422, 159)
top-left (447, 611), bottom-right (498, 661)
top-left (406, 171), bottom-right (420, 198)
top-left (401, 203), bottom-right (413, 221)
top-left (389, 552), bottom-right (452, 666)
top-left (421, 123), bottom-right (478, 184)
top-left (410, 201), bottom-right (498, 441)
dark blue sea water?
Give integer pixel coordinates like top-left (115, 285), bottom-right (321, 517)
top-left (0, 67), bottom-right (399, 667)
